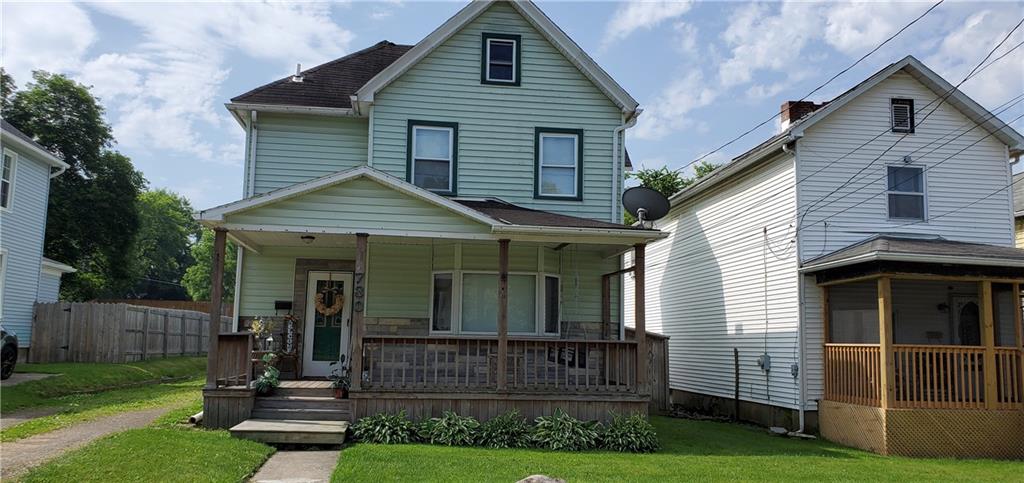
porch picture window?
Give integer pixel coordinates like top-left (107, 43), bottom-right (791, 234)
top-left (886, 165), bottom-right (925, 220)
top-left (481, 33), bottom-right (521, 85)
top-left (535, 129), bottom-right (583, 200)
top-left (430, 271), bottom-right (558, 336)
top-left (431, 273), bottom-right (453, 332)
top-left (1, 149), bottom-right (15, 210)
top-left (408, 121), bottom-right (457, 195)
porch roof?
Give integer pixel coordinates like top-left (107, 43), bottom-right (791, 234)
top-left (802, 235), bottom-right (1024, 273)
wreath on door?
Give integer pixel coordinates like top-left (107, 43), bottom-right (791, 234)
top-left (315, 288), bottom-right (345, 317)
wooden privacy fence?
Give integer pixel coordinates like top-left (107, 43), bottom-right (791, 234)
top-left (30, 302), bottom-right (232, 363)
top-left (93, 299), bottom-right (233, 317)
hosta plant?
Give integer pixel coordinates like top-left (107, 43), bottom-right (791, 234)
top-left (600, 412), bottom-right (660, 453)
top-left (477, 409), bottom-right (532, 449)
top-left (352, 410), bottom-right (415, 444)
top-left (532, 408), bottom-right (599, 451)
top-left (418, 411), bottom-right (479, 446)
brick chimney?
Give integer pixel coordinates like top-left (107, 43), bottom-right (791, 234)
top-left (779, 101), bottom-right (826, 130)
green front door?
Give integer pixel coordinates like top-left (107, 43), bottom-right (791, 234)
top-left (303, 271), bottom-right (353, 377)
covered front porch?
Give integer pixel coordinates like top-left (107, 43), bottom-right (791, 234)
top-left (196, 167), bottom-right (666, 430)
top-left (806, 236), bottom-right (1024, 458)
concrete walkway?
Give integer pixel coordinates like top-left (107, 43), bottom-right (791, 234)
top-left (0, 406), bottom-right (172, 479)
top-left (1, 372), bottom-right (56, 387)
top-left (250, 450), bottom-right (340, 483)
top-left (0, 406), bottom-right (62, 430)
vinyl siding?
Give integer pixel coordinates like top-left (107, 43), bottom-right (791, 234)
top-left (239, 246), bottom-right (357, 316)
top-left (370, 2), bottom-right (622, 222)
top-left (1016, 218), bottom-right (1023, 248)
top-left (0, 144), bottom-right (52, 345)
top-left (626, 154), bottom-right (803, 409)
top-left (797, 71), bottom-right (1014, 261)
top-left (37, 271), bottom-right (62, 303)
top-left (252, 114), bottom-right (368, 195)
top-left (225, 177), bottom-right (489, 235)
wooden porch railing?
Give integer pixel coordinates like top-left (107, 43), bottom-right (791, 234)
top-left (825, 343), bottom-right (1023, 409)
top-left (824, 344), bottom-right (881, 406)
top-left (361, 336), bottom-right (639, 394)
top-left (213, 332), bottom-right (253, 388)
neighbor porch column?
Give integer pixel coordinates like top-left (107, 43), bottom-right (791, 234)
top-left (205, 227), bottom-right (228, 389)
top-left (981, 280), bottom-right (998, 409)
top-left (634, 243), bottom-right (648, 391)
top-left (1015, 283), bottom-right (1024, 408)
top-left (877, 277), bottom-right (895, 408)
top-left (350, 233), bottom-right (368, 391)
top-left (497, 239), bottom-right (510, 391)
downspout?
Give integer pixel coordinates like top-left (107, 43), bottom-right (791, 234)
top-left (49, 166), bottom-right (67, 179)
top-left (785, 139), bottom-right (808, 434)
top-left (611, 109), bottom-right (642, 223)
top-left (367, 105), bottom-right (375, 167)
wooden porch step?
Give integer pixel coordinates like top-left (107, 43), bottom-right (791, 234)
top-left (255, 396), bottom-right (352, 410)
top-left (229, 419), bottom-right (349, 445)
top-left (252, 407), bottom-right (352, 421)
top-left (273, 386), bottom-right (335, 398)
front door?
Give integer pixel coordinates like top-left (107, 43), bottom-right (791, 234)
top-left (303, 271), bottom-right (354, 377)
top-left (952, 296), bottom-right (980, 346)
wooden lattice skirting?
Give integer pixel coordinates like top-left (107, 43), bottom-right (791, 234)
top-left (820, 400), bottom-right (1024, 459)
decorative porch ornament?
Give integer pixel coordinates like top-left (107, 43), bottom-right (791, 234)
top-left (315, 288), bottom-right (345, 317)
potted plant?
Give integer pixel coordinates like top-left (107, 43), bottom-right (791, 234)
top-left (253, 352), bottom-right (280, 395)
top-left (328, 356), bottom-right (350, 399)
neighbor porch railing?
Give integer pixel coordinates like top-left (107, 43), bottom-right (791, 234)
top-left (361, 335), bottom-right (639, 394)
top-left (824, 343), bottom-right (1023, 409)
top-left (212, 332), bottom-right (253, 388)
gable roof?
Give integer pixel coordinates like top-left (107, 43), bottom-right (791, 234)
top-left (1, 120), bottom-right (69, 170)
top-left (669, 55), bottom-right (1024, 208)
top-left (352, 0), bottom-right (638, 115)
top-left (229, 41), bottom-right (412, 110)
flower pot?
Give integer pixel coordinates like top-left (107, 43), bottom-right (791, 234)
top-left (334, 387), bottom-right (343, 399)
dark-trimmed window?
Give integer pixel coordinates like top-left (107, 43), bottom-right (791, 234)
top-left (481, 33), bottom-right (521, 85)
top-left (535, 128), bottom-right (583, 200)
top-left (407, 120), bottom-right (457, 195)
top-left (887, 165), bottom-right (925, 220)
top-left (891, 98), bottom-right (914, 133)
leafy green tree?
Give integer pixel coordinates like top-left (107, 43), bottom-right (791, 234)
top-left (625, 160), bottom-right (718, 224)
top-left (182, 229), bottom-right (237, 302)
top-left (5, 71), bottom-right (146, 299)
top-left (1, 68), bottom-right (15, 114)
top-left (129, 189), bottom-right (202, 299)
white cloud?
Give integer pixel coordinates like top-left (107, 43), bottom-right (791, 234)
top-left (633, 71), bottom-right (718, 140)
top-left (718, 2), bottom-right (822, 88)
top-left (672, 21), bottom-right (698, 55)
top-left (821, 2), bottom-right (927, 56)
top-left (604, 0), bottom-right (694, 47)
top-left (1, 2), bottom-right (96, 83)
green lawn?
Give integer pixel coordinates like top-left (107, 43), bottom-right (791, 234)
top-left (4, 356), bottom-right (206, 413)
top-left (332, 417), bottom-right (1022, 482)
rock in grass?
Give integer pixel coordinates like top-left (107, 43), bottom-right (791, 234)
top-left (769, 426), bottom-right (789, 436)
top-left (517, 475), bottom-right (566, 483)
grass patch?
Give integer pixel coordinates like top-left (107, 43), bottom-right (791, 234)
top-left (1, 379), bottom-right (202, 442)
top-left (332, 416), bottom-right (1022, 482)
top-left (4, 356), bottom-right (206, 413)
top-left (20, 427), bottom-right (273, 483)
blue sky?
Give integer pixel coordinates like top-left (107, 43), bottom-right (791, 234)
top-left (3, 1), bottom-right (1022, 209)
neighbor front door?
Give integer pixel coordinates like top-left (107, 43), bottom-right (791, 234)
top-left (303, 271), bottom-right (353, 377)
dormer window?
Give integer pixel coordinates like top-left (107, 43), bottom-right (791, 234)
top-left (891, 98), bottom-right (914, 133)
top-left (481, 33), bottom-right (521, 86)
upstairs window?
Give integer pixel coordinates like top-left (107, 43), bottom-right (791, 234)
top-left (887, 165), bottom-right (925, 220)
top-left (481, 33), bottom-right (521, 85)
top-left (535, 128), bottom-right (583, 200)
top-left (1, 149), bottom-right (15, 210)
top-left (891, 98), bottom-right (914, 133)
top-left (408, 121), bottom-right (457, 195)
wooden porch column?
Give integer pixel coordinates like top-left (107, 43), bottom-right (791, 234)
top-left (877, 277), bottom-right (895, 408)
top-left (497, 239), bottom-right (510, 391)
top-left (205, 228), bottom-right (228, 389)
top-left (634, 243), bottom-right (648, 390)
top-left (350, 233), bottom-right (368, 391)
top-left (981, 280), bottom-right (998, 409)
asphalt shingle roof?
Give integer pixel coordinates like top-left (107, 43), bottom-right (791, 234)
top-left (805, 235), bottom-right (1024, 268)
top-left (231, 41), bottom-right (413, 109)
top-left (456, 198), bottom-right (647, 231)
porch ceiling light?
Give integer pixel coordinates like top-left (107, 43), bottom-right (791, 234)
top-left (301, 235), bottom-right (316, 245)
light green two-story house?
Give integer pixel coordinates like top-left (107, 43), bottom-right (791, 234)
top-left (197, 0), bottom-right (665, 439)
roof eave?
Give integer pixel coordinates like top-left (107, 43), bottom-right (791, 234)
top-left (800, 251), bottom-right (1024, 273)
top-left (225, 102), bottom-right (359, 118)
top-left (668, 134), bottom-right (793, 208)
top-left (1, 131), bottom-right (69, 170)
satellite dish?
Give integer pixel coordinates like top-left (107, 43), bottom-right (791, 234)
top-left (622, 186), bottom-right (670, 226)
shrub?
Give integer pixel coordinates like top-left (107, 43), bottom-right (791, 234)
top-left (477, 410), bottom-right (532, 449)
top-left (352, 410), bottom-right (415, 444)
top-left (600, 412), bottom-right (660, 453)
top-left (532, 408), bottom-right (599, 451)
top-left (252, 353), bottom-right (280, 395)
top-left (418, 411), bottom-right (479, 446)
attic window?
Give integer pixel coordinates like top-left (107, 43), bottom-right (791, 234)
top-left (481, 33), bottom-right (521, 86)
top-left (891, 98), bottom-right (914, 133)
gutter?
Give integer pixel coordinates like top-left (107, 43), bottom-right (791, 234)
top-left (225, 102), bottom-right (359, 118)
top-left (612, 109), bottom-right (642, 222)
top-left (491, 224), bottom-right (667, 240)
top-left (2, 131), bottom-right (69, 171)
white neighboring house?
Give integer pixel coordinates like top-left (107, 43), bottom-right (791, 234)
top-left (626, 55), bottom-right (1024, 458)
top-left (0, 120), bottom-right (76, 359)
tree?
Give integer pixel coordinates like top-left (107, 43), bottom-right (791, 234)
top-left (129, 189), bottom-right (202, 299)
top-left (5, 71), bottom-right (146, 299)
top-left (182, 229), bottom-right (237, 302)
top-left (625, 160), bottom-right (719, 223)
top-left (1, 68), bottom-right (15, 114)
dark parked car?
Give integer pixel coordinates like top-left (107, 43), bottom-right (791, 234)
top-left (1, 325), bottom-right (18, 380)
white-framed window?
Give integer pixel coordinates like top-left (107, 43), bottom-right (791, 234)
top-left (1, 148), bottom-right (16, 211)
top-left (536, 129), bottom-right (582, 200)
top-left (886, 165), bottom-right (926, 220)
top-left (891, 98), bottom-right (914, 133)
top-left (408, 122), bottom-right (457, 194)
top-left (481, 33), bottom-right (520, 85)
top-left (429, 270), bottom-right (560, 336)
